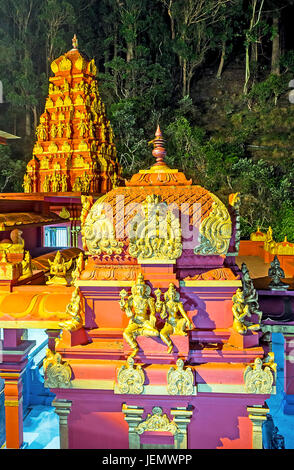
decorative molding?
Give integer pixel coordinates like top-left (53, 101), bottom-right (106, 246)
top-left (116, 357), bottom-right (145, 394)
top-left (167, 359), bottom-right (194, 395)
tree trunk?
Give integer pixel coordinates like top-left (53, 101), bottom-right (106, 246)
top-left (216, 41), bottom-right (226, 79)
top-left (182, 58), bottom-right (187, 97)
top-left (271, 14), bottom-right (280, 75)
top-left (126, 42), bottom-right (134, 62)
top-left (25, 106), bottom-right (31, 137)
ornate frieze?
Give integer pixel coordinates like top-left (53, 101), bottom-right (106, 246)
top-left (244, 355), bottom-right (276, 394)
top-left (128, 194), bottom-right (182, 262)
top-left (43, 349), bottom-right (72, 388)
top-left (117, 357), bottom-right (145, 394)
top-left (135, 407), bottom-right (179, 435)
top-left (194, 193), bottom-right (232, 256)
top-left (167, 359), bottom-right (194, 395)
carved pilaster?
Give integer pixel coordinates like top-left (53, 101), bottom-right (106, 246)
top-left (52, 399), bottom-right (72, 449)
top-left (122, 404), bottom-right (145, 449)
top-left (247, 405), bottom-right (270, 449)
top-left (170, 407), bottom-right (193, 449)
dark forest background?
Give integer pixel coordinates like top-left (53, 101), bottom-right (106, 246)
top-left (0, 0), bottom-right (294, 240)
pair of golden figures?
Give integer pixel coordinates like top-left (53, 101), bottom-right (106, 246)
top-left (119, 274), bottom-right (193, 357)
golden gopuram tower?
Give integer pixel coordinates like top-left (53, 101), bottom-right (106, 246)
top-left (23, 35), bottom-right (121, 195)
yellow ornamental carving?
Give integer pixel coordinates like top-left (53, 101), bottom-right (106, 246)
top-left (79, 140), bottom-right (88, 152)
top-left (48, 142), bottom-right (58, 153)
top-left (46, 251), bottom-right (72, 286)
top-left (59, 287), bottom-right (84, 332)
top-left (244, 355), bottom-right (276, 394)
top-left (135, 407), bottom-right (179, 435)
top-left (73, 155), bottom-right (85, 168)
top-left (87, 59), bottom-right (97, 76)
top-left (51, 60), bottom-right (59, 74)
top-left (43, 349), bottom-right (72, 388)
top-left (75, 56), bottom-right (86, 72)
top-left (117, 357), bottom-right (145, 394)
top-left (64, 96), bottom-right (72, 107)
top-left (75, 95), bottom-right (84, 106)
top-left (40, 157), bottom-right (49, 170)
top-left (56, 97), bottom-right (64, 108)
top-left (46, 98), bottom-right (54, 109)
top-left (83, 199), bottom-right (124, 255)
top-left (155, 283), bottom-right (193, 354)
top-left (194, 193), bottom-right (232, 256)
top-left (128, 194), bottom-right (182, 262)
top-left (167, 359), bottom-right (194, 395)
top-left (62, 141), bottom-right (71, 153)
top-left (119, 273), bottom-right (159, 358)
top-left (59, 56), bottom-right (72, 72)
top-left (33, 143), bottom-right (43, 155)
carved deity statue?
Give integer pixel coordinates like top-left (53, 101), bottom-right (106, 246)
top-left (36, 123), bottom-right (47, 141)
top-left (19, 250), bottom-right (33, 280)
top-left (43, 349), bottom-right (72, 388)
top-left (268, 255), bottom-right (289, 291)
top-left (241, 263), bottom-right (263, 322)
top-left (77, 116), bottom-right (88, 137)
top-left (59, 287), bottom-right (84, 332)
top-left (42, 175), bottom-right (51, 192)
top-left (61, 174), bottom-right (68, 192)
top-left (71, 252), bottom-right (84, 285)
top-left (65, 122), bottom-right (72, 139)
top-left (51, 173), bottom-right (61, 192)
top-left (167, 359), bottom-right (194, 395)
top-left (244, 357), bottom-right (276, 394)
top-left (57, 121), bottom-right (64, 138)
top-left (46, 251), bottom-right (72, 286)
top-left (23, 173), bottom-right (32, 193)
top-left (232, 288), bottom-right (260, 335)
top-left (155, 283), bottom-right (193, 353)
top-left (117, 356), bottom-right (145, 394)
top-left (119, 273), bottom-right (159, 358)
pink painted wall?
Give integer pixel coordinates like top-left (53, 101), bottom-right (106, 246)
top-left (55, 390), bottom-right (266, 449)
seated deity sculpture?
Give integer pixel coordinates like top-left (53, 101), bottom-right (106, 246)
top-left (119, 273), bottom-right (159, 358)
top-left (155, 283), bottom-right (193, 354)
top-left (232, 288), bottom-right (260, 335)
top-left (46, 251), bottom-right (72, 286)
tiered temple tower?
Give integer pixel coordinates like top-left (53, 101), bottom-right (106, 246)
top-left (23, 35), bottom-right (121, 195)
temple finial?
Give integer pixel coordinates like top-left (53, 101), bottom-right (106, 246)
top-left (150, 125), bottom-right (167, 168)
top-left (72, 34), bottom-right (78, 50)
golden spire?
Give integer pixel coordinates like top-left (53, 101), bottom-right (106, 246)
top-left (72, 34), bottom-right (78, 50)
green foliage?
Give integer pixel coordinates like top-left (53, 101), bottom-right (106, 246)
top-left (0, 146), bottom-right (26, 192)
top-left (248, 74), bottom-right (288, 107)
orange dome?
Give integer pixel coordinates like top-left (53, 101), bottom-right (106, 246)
top-left (83, 127), bottom-right (233, 262)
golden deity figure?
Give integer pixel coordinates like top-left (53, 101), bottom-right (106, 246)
top-left (72, 176), bottom-right (82, 192)
top-left (36, 122), bottom-right (47, 141)
top-left (232, 288), bottom-right (260, 335)
top-left (155, 283), bottom-right (193, 354)
top-left (119, 273), bottom-right (159, 358)
top-left (57, 121), bottom-right (65, 138)
top-left (51, 173), bottom-right (61, 192)
top-left (46, 251), bottom-right (73, 286)
top-left (61, 174), bottom-right (68, 192)
top-left (81, 172), bottom-right (91, 193)
top-left (50, 123), bottom-right (57, 139)
top-left (42, 175), bottom-right (51, 192)
top-left (89, 121), bottom-right (95, 138)
top-left (77, 115), bottom-right (89, 137)
top-left (59, 287), bottom-right (84, 332)
top-left (65, 122), bottom-right (72, 139)
top-left (71, 252), bottom-right (84, 285)
top-left (23, 173), bottom-right (32, 193)
top-left (19, 250), bottom-right (33, 280)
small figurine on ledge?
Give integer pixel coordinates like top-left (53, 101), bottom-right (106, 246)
top-left (268, 255), bottom-right (289, 291)
top-left (155, 283), bottom-right (193, 354)
top-left (46, 251), bottom-right (72, 286)
top-left (232, 288), bottom-right (260, 335)
top-left (19, 250), bottom-right (33, 280)
top-left (119, 273), bottom-right (159, 358)
top-left (59, 287), bottom-right (84, 332)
